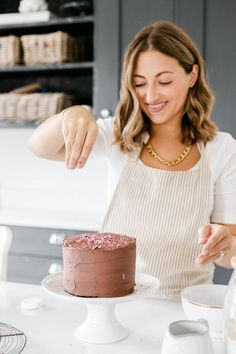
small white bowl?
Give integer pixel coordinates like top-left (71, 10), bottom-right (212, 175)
top-left (181, 284), bottom-right (227, 338)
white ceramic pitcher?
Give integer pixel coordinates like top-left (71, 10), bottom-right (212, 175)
top-left (161, 319), bottom-right (214, 354)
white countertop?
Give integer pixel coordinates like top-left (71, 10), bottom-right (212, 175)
top-left (0, 281), bottom-right (224, 354)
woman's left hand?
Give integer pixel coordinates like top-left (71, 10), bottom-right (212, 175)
top-left (196, 224), bottom-right (233, 266)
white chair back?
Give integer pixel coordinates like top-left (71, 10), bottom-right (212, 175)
top-left (0, 226), bottom-right (12, 281)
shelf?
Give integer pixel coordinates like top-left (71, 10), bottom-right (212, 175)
top-left (0, 62), bottom-right (94, 74)
top-left (0, 13), bottom-right (95, 127)
top-left (0, 15), bottom-right (94, 31)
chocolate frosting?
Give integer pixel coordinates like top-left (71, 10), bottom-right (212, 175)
top-left (63, 232), bottom-right (136, 297)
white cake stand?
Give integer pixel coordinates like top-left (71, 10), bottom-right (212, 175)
top-left (42, 272), bottom-right (159, 344)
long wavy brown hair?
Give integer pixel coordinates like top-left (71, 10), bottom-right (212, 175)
top-left (114, 20), bottom-right (217, 152)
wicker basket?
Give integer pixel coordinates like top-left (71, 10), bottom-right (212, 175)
top-left (21, 31), bottom-right (80, 65)
top-left (0, 93), bottom-right (72, 121)
top-left (0, 35), bottom-right (21, 66)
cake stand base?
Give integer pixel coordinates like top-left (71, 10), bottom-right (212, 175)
top-left (74, 303), bottom-right (129, 343)
top-left (42, 272), bottom-right (159, 344)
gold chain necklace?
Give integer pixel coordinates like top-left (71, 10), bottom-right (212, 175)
top-left (145, 140), bottom-right (192, 167)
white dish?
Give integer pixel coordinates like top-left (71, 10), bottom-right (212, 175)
top-left (42, 271), bottom-right (159, 304)
top-left (181, 284), bottom-right (227, 338)
top-left (181, 284), bottom-right (226, 308)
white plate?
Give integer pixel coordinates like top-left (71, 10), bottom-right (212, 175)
top-left (181, 284), bottom-right (226, 308)
top-left (42, 271), bottom-right (159, 304)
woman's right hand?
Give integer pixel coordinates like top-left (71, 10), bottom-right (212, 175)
top-left (61, 106), bottom-right (98, 169)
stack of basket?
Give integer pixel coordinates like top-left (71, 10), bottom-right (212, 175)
top-left (0, 30), bottom-right (83, 121)
top-left (0, 30), bottom-right (84, 66)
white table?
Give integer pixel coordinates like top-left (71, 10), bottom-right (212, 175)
top-left (0, 281), bottom-right (224, 354)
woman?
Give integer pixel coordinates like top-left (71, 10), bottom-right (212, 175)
top-left (28, 20), bottom-right (236, 297)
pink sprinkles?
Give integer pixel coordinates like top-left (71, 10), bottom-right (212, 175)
top-left (63, 232), bottom-right (136, 250)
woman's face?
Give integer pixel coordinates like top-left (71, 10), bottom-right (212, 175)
top-left (133, 50), bottom-right (197, 129)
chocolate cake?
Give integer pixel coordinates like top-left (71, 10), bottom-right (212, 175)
top-left (63, 232), bottom-right (136, 297)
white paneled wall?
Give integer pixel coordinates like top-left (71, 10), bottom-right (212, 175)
top-left (0, 128), bottom-right (108, 230)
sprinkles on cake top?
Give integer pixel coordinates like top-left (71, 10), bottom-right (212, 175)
top-left (63, 232), bottom-right (135, 250)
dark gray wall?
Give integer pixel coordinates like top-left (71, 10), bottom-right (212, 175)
top-left (120, 0), bottom-right (205, 55)
top-left (94, 0), bottom-right (120, 115)
top-left (205, 0), bottom-right (236, 137)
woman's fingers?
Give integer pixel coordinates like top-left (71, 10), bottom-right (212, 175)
top-left (64, 129), bottom-right (77, 168)
top-left (67, 129), bottom-right (87, 169)
top-left (61, 106), bottom-right (98, 168)
top-left (196, 224), bottom-right (232, 266)
top-left (196, 241), bottom-right (229, 266)
top-left (76, 125), bottom-right (98, 167)
top-left (197, 248), bottom-right (228, 266)
top-left (198, 224), bottom-right (212, 245)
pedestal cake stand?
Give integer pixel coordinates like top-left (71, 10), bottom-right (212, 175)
top-left (42, 272), bottom-right (159, 344)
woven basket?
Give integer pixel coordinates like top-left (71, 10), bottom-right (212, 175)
top-left (0, 35), bottom-right (21, 66)
top-left (0, 93), bottom-right (72, 121)
top-left (21, 31), bottom-right (80, 65)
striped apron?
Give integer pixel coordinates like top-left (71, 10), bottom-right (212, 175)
top-left (100, 145), bottom-right (214, 297)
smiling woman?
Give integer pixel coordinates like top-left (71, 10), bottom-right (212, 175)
top-left (133, 51), bottom-right (198, 126)
top-left (28, 20), bottom-right (236, 298)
